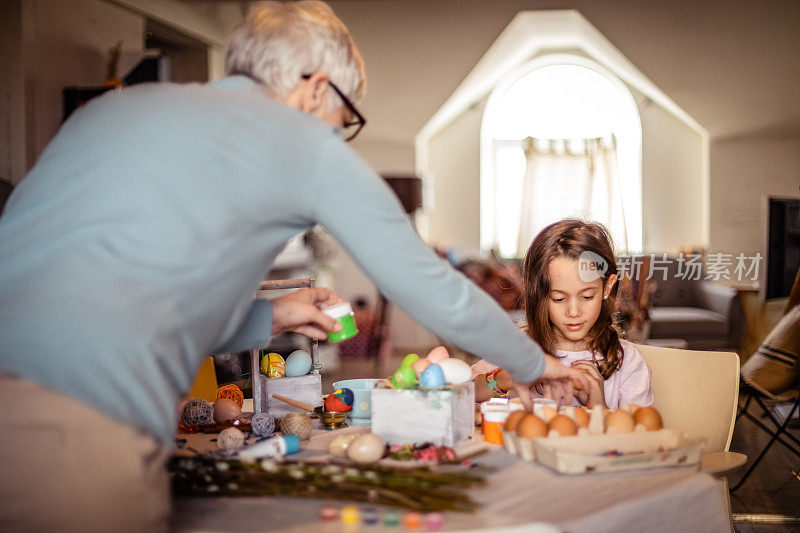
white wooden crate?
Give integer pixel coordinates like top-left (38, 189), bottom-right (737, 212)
top-left (371, 383), bottom-right (475, 447)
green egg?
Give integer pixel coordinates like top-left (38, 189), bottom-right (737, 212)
top-left (390, 365), bottom-right (418, 389)
top-left (400, 353), bottom-right (420, 367)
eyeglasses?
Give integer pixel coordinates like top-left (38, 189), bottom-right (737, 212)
top-left (301, 74), bottom-right (365, 142)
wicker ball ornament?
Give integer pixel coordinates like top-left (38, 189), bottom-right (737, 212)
top-left (217, 427), bottom-right (245, 451)
top-left (216, 384), bottom-right (244, 408)
top-left (251, 413), bottom-right (276, 437)
top-left (280, 412), bottom-right (313, 440)
top-left (182, 398), bottom-right (214, 426)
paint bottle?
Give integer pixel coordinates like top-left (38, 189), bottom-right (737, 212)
top-left (236, 434), bottom-right (300, 459)
top-left (323, 302), bottom-right (359, 342)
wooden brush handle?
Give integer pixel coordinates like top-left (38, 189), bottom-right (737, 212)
top-left (271, 394), bottom-right (315, 412)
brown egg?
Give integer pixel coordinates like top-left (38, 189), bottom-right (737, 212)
top-left (504, 410), bottom-right (527, 432)
top-left (604, 409), bottom-right (635, 434)
top-left (537, 405), bottom-right (558, 423)
top-left (516, 414), bottom-right (548, 438)
top-left (212, 398), bottom-right (242, 424)
top-left (622, 403), bottom-right (640, 414)
top-left (573, 407), bottom-right (590, 429)
top-left (547, 414), bottom-right (578, 437)
top-left (633, 406), bottom-right (664, 431)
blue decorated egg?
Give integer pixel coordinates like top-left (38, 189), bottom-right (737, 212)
top-left (285, 350), bottom-right (312, 377)
top-left (418, 363), bottom-right (446, 387)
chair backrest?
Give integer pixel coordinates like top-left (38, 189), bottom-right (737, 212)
top-left (636, 344), bottom-right (740, 453)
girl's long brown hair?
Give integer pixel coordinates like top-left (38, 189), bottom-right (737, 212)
top-left (521, 219), bottom-right (623, 379)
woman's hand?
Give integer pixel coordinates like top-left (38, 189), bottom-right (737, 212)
top-left (270, 287), bottom-right (344, 339)
top-left (570, 361), bottom-right (607, 409)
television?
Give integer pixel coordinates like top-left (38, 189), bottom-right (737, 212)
top-left (763, 196), bottom-right (800, 300)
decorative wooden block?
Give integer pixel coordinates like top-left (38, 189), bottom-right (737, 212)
top-left (371, 382), bottom-right (475, 447)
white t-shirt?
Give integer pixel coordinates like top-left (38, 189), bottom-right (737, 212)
top-left (472, 339), bottom-right (654, 408)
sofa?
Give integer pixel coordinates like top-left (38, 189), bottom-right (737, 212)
top-left (646, 259), bottom-right (745, 351)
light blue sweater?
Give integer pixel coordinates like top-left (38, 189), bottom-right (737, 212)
top-left (0, 76), bottom-right (545, 446)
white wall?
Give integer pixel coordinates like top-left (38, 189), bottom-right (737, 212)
top-left (640, 100), bottom-right (707, 253)
top-left (422, 85), bottom-right (707, 257)
top-left (709, 137), bottom-right (800, 257)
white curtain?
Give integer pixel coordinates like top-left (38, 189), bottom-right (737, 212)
top-left (517, 136), bottom-right (628, 255)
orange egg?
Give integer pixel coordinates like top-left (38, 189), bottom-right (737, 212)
top-left (516, 414), bottom-right (548, 439)
top-left (604, 409), bottom-right (635, 434)
top-left (547, 414), bottom-right (578, 437)
top-left (573, 407), bottom-right (590, 429)
top-left (633, 406), bottom-right (663, 431)
top-left (504, 410), bottom-right (527, 432)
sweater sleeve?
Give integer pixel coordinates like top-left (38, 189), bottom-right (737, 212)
top-left (212, 298), bottom-right (274, 354)
top-left (308, 136), bottom-right (546, 383)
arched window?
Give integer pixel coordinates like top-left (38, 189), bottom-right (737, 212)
top-left (480, 54), bottom-right (642, 256)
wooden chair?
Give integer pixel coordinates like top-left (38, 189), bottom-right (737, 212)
top-left (729, 302), bottom-right (800, 493)
top-left (637, 344), bottom-right (746, 530)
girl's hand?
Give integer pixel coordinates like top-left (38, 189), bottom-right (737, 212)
top-left (516, 355), bottom-right (594, 410)
top-left (570, 361), bottom-right (607, 409)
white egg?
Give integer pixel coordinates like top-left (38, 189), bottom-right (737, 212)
top-left (328, 433), bottom-right (359, 457)
top-left (346, 433), bottom-right (385, 464)
top-left (437, 358), bottom-right (472, 384)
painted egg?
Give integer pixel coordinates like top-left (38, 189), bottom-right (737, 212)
top-left (411, 358), bottom-right (431, 377)
top-left (325, 388), bottom-right (354, 412)
top-left (285, 350), bottom-right (312, 377)
top-left (437, 358), bottom-right (471, 384)
top-left (390, 365), bottom-right (418, 389)
top-left (418, 363), bottom-right (446, 387)
top-left (346, 433), bottom-right (385, 464)
top-left (425, 345), bottom-right (450, 363)
top-left (401, 353), bottom-right (420, 367)
top-left (212, 398), bottom-right (242, 424)
top-left (261, 352), bottom-right (286, 378)
top-left (419, 364), bottom-right (446, 387)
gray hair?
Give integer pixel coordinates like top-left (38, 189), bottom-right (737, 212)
top-left (225, 1), bottom-right (366, 112)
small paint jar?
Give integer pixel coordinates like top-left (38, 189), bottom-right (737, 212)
top-left (323, 302), bottom-right (359, 342)
top-left (481, 403), bottom-right (509, 445)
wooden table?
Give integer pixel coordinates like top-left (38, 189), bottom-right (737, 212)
top-left (170, 425), bottom-right (731, 532)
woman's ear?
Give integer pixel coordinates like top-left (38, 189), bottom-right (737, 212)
top-left (603, 274), bottom-right (618, 300)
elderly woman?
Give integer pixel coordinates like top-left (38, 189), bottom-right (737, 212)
top-left (0, 2), bottom-right (588, 530)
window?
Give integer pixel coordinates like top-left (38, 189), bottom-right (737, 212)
top-left (480, 54), bottom-right (642, 256)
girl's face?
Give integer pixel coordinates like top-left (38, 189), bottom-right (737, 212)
top-left (547, 257), bottom-right (617, 351)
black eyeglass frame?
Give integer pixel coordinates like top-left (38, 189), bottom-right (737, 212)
top-left (301, 74), bottom-right (365, 142)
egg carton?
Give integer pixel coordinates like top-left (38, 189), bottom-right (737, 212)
top-left (503, 428), bottom-right (703, 474)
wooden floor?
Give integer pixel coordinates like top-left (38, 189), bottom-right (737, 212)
top-left (322, 354), bottom-right (800, 532)
top-left (728, 397), bottom-right (800, 532)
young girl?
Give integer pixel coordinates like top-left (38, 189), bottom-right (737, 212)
top-left (473, 219), bottom-right (654, 409)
